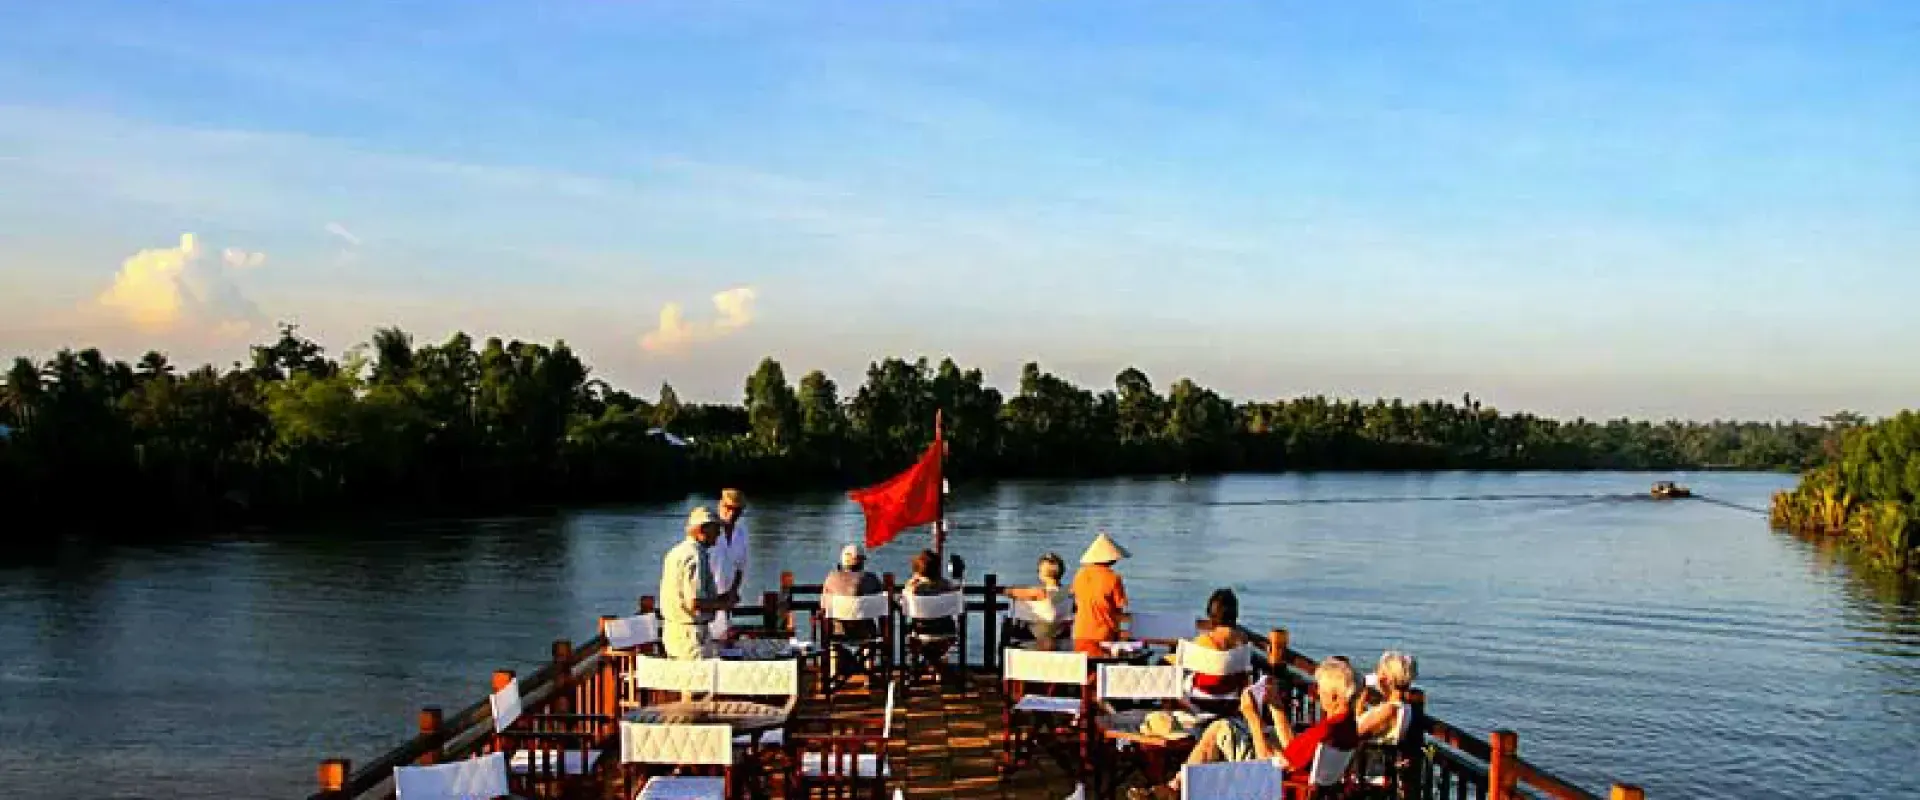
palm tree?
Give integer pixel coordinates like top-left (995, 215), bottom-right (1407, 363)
top-left (1, 356), bottom-right (41, 427)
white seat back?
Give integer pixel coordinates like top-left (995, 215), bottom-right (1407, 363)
top-left (394, 752), bottom-right (510, 800)
top-left (715, 659), bottom-right (799, 698)
top-left (904, 591), bottom-right (965, 620)
top-left (619, 722), bottom-right (734, 766)
top-left (1127, 611), bottom-right (1195, 643)
top-left (1096, 665), bottom-right (1186, 701)
top-left (1175, 641), bottom-right (1254, 678)
top-left (1003, 649), bottom-right (1087, 686)
top-left (1009, 598), bottom-right (1070, 623)
top-left (1307, 743), bottom-right (1356, 786)
top-left (634, 655), bottom-right (718, 694)
top-left (1179, 760), bottom-right (1284, 800)
top-left (489, 681), bottom-right (523, 734)
top-left (827, 593), bottom-right (891, 622)
top-left (605, 614), bottom-right (660, 649)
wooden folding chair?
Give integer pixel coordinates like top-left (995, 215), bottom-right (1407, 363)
top-left (620, 722), bottom-right (734, 800)
top-left (1001, 649), bottom-right (1092, 782)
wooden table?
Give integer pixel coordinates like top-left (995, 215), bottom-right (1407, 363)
top-left (1094, 708), bottom-right (1204, 800)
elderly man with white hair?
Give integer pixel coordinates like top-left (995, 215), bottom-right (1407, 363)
top-left (1132, 658), bottom-right (1363, 799)
top-left (659, 506), bottom-right (739, 660)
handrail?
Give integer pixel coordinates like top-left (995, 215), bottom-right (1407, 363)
top-left (315, 571), bottom-right (1640, 800)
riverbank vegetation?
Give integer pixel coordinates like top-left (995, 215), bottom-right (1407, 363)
top-left (0, 325), bottom-right (1833, 535)
top-left (1771, 412), bottom-right (1919, 573)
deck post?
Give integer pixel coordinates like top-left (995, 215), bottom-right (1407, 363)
top-left (492, 670), bottom-right (516, 692)
top-left (1609, 785), bottom-right (1645, 800)
top-left (317, 758), bottom-right (349, 796)
top-left (883, 572), bottom-right (897, 669)
top-left (416, 707), bottom-right (443, 765)
top-left (780, 571), bottom-right (796, 633)
top-left (639, 595), bottom-right (656, 615)
top-left (551, 640), bottom-right (574, 711)
top-left (1488, 729), bottom-right (1519, 800)
top-left (982, 573), bottom-right (999, 672)
top-left (1267, 629), bottom-right (1289, 672)
top-left (762, 590), bottom-right (782, 635)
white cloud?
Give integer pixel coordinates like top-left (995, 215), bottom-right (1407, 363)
top-left (94, 233), bottom-right (264, 335)
top-left (324, 221), bottom-right (361, 246)
top-left (640, 286), bottom-right (757, 353)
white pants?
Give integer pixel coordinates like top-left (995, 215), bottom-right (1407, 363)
top-left (663, 622), bottom-right (711, 660)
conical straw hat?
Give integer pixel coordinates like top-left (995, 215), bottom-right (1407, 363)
top-left (1079, 531), bottom-right (1130, 565)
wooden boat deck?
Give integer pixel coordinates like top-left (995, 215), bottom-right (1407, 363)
top-left (308, 572), bottom-right (1644, 800)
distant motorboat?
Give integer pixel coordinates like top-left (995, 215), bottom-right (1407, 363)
top-left (1651, 481), bottom-right (1692, 499)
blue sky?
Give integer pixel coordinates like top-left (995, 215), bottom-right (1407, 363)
top-left (1, 1), bottom-right (1914, 420)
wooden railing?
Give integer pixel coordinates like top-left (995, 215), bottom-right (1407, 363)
top-left (311, 571), bottom-right (1645, 800)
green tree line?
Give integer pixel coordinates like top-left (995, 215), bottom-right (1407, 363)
top-left (1772, 411), bottom-right (1919, 573)
top-left (0, 325), bottom-right (1834, 538)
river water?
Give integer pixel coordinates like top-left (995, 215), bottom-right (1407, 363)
top-left (2, 472), bottom-right (1915, 799)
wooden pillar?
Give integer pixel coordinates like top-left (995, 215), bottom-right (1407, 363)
top-left (317, 758), bottom-right (349, 797)
top-left (1609, 785), bottom-right (1645, 800)
top-left (1487, 729), bottom-right (1519, 800)
top-left (550, 640), bottom-right (575, 712)
top-left (1267, 629), bottom-right (1289, 673)
top-left (982, 573), bottom-right (1000, 672)
top-left (492, 669), bottom-right (516, 693)
top-left (417, 708), bottom-right (443, 765)
top-left (780, 571), bottom-right (797, 634)
top-left (639, 595), bottom-right (656, 615)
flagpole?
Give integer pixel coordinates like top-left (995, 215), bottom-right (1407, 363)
top-left (932, 408), bottom-right (947, 560)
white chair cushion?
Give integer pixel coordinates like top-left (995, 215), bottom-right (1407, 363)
top-left (827, 593), bottom-right (890, 621)
top-left (1003, 649), bottom-right (1087, 685)
top-left (904, 591), bottom-right (965, 620)
top-left (635, 775), bottom-right (727, 799)
top-left (1180, 760), bottom-right (1284, 800)
top-left (1013, 695), bottom-right (1083, 715)
top-left (489, 683), bottom-right (523, 733)
top-left (620, 723), bottom-right (734, 766)
top-left (1175, 641), bottom-right (1254, 677)
top-left (634, 656), bottom-right (718, 694)
top-left (507, 749), bottom-right (603, 775)
top-left (1306, 744), bottom-right (1356, 786)
top-left (1098, 665), bottom-right (1185, 701)
top-left (606, 614), bottom-right (661, 649)
top-left (394, 752), bottom-right (510, 800)
top-left (716, 659), bottom-right (798, 696)
top-left (800, 752), bottom-right (891, 777)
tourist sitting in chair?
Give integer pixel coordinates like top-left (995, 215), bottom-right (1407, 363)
top-left (903, 549), bottom-right (958, 632)
top-left (1356, 651), bottom-right (1423, 796)
top-left (1004, 552), bottom-right (1073, 651)
top-left (821, 543), bottom-right (886, 678)
top-left (1134, 659), bottom-right (1360, 799)
top-left (1182, 588), bottom-right (1252, 698)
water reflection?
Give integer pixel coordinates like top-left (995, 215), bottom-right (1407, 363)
top-left (0, 472), bottom-right (1914, 798)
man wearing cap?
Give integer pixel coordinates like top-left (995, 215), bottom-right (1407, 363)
top-left (660, 507), bottom-right (738, 660)
top-left (821, 543), bottom-right (886, 675)
top-left (1071, 531), bottom-right (1132, 656)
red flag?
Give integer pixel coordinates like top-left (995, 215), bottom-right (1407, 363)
top-left (848, 431), bottom-right (944, 550)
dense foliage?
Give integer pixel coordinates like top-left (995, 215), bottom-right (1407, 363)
top-left (0, 325), bottom-right (1832, 539)
top-left (1772, 412), bottom-right (1920, 573)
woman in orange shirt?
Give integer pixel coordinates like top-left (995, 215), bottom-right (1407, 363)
top-left (1070, 531), bottom-right (1131, 655)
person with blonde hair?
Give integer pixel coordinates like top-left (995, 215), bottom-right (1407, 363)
top-left (1004, 552), bottom-right (1073, 650)
top-left (1358, 651), bottom-right (1424, 796)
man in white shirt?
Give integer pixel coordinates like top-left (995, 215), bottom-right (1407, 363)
top-left (713, 488), bottom-right (751, 598)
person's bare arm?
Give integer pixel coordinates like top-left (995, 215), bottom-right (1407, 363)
top-left (1004, 586), bottom-right (1048, 601)
top-left (1356, 701), bottom-right (1397, 738)
top-left (1240, 688), bottom-right (1275, 760)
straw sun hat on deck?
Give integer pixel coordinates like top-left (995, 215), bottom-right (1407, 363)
top-left (1079, 531), bottom-right (1130, 565)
